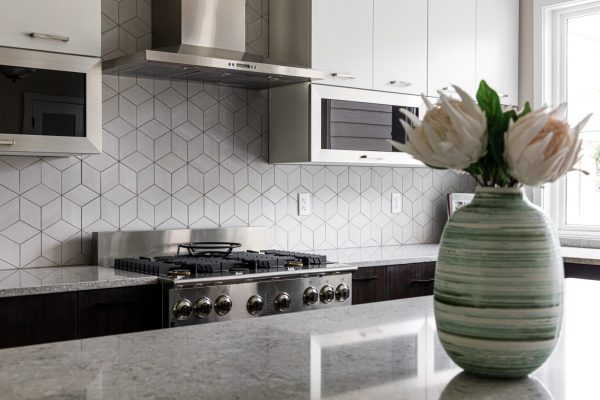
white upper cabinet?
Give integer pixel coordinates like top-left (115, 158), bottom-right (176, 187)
top-left (476, 0), bottom-right (519, 105)
top-left (428, 0), bottom-right (477, 97)
top-left (373, 0), bottom-right (427, 95)
top-left (311, 0), bottom-right (374, 89)
top-left (0, 0), bottom-right (100, 57)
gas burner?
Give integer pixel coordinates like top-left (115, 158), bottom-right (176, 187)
top-left (177, 242), bottom-right (241, 257)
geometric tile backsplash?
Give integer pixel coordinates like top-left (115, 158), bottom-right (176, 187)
top-left (0, 0), bottom-right (474, 269)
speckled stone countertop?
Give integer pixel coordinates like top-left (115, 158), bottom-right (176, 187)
top-left (320, 244), bottom-right (600, 268)
top-left (0, 266), bottom-right (157, 298)
top-left (0, 278), bottom-right (596, 399)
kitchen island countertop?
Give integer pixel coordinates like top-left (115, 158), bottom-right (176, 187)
top-left (0, 278), bottom-right (595, 399)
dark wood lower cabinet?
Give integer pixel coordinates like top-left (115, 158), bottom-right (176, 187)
top-left (352, 266), bottom-right (387, 304)
top-left (77, 285), bottom-right (162, 339)
top-left (352, 262), bottom-right (436, 305)
top-left (387, 262), bottom-right (436, 300)
top-left (0, 292), bottom-right (78, 348)
top-left (0, 284), bottom-right (162, 349)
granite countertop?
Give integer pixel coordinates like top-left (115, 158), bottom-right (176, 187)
top-left (0, 278), bottom-right (595, 399)
top-left (320, 244), bottom-right (600, 268)
top-left (1, 244), bottom-right (600, 299)
top-left (0, 266), bottom-right (158, 298)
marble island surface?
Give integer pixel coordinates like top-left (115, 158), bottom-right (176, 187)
top-left (1, 244), bottom-right (599, 298)
top-left (0, 278), bottom-right (596, 400)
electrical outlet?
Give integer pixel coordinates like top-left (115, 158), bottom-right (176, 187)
top-left (391, 193), bottom-right (402, 214)
top-left (298, 193), bottom-right (311, 216)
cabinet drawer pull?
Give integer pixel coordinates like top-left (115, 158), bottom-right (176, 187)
top-left (29, 32), bottom-right (70, 42)
top-left (389, 80), bottom-right (412, 87)
top-left (0, 139), bottom-right (15, 146)
top-left (352, 276), bottom-right (379, 282)
top-left (498, 93), bottom-right (509, 98)
top-left (331, 73), bottom-right (356, 79)
top-left (411, 279), bottom-right (435, 286)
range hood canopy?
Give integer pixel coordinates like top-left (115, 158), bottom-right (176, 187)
top-left (102, 0), bottom-right (323, 89)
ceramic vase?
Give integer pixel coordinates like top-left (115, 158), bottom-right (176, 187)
top-left (435, 187), bottom-right (563, 378)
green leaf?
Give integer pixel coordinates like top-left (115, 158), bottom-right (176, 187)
top-left (517, 101), bottom-right (532, 119)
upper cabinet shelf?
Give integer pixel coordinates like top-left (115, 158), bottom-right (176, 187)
top-left (270, 0), bottom-right (518, 104)
top-left (0, 0), bottom-right (100, 57)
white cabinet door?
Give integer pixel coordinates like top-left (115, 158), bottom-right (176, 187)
top-left (428, 0), bottom-right (477, 97)
top-left (312, 0), bottom-right (374, 89)
top-left (0, 0), bottom-right (100, 57)
top-left (476, 0), bottom-right (519, 105)
top-left (373, 0), bottom-right (427, 95)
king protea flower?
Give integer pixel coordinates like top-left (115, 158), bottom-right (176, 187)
top-left (390, 85), bottom-right (487, 169)
top-left (504, 104), bottom-right (592, 186)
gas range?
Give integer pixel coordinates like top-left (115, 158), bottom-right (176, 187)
top-left (98, 229), bottom-right (356, 328)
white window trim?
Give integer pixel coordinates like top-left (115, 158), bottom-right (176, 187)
top-left (534, 0), bottom-right (600, 238)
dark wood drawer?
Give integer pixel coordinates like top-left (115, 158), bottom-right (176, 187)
top-left (387, 262), bottom-right (436, 300)
top-left (77, 285), bottom-right (162, 339)
top-left (351, 266), bottom-right (387, 305)
top-left (0, 292), bottom-right (77, 349)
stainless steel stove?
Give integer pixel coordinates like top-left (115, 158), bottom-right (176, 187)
top-left (92, 228), bottom-right (356, 328)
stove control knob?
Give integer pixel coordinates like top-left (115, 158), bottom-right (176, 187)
top-left (214, 295), bottom-right (233, 316)
top-left (303, 287), bottom-right (319, 305)
top-left (173, 299), bottom-right (193, 321)
top-left (246, 295), bottom-right (264, 315)
top-left (320, 285), bottom-right (335, 303)
top-left (194, 297), bottom-right (212, 318)
top-left (275, 292), bottom-right (292, 312)
top-left (335, 283), bottom-right (350, 302)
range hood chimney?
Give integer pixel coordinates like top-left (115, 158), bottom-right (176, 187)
top-left (102, 0), bottom-right (323, 89)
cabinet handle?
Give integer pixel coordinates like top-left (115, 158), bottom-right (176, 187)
top-left (29, 32), bottom-right (70, 42)
top-left (331, 73), bottom-right (356, 79)
top-left (498, 93), bottom-right (509, 98)
top-left (359, 155), bottom-right (384, 161)
top-left (0, 140), bottom-right (15, 146)
top-left (352, 276), bottom-right (379, 282)
top-left (411, 279), bottom-right (435, 286)
top-left (389, 80), bottom-right (412, 87)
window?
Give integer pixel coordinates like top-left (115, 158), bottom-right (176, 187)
top-left (539, 0), bottom-right (600, 236)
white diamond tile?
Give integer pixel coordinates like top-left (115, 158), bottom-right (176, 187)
top-left (65, 185), bottom-right (98, 207)
top-left (103, 185), bottom-right (135, 206)
top-left (1, 221), bottom-right (38, 244)
top-left (140, 185), bottom-right (169, 206)
top-left (122, 152), bottom-right (152, 173)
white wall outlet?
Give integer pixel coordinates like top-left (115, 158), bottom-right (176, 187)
top-left (298, 193), bottom-right (311, 216)
top-left (391, 193), bottom-right (402, 214)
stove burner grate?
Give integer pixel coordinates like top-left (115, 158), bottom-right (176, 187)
top-left (177, 242), bottom-right (241, 257)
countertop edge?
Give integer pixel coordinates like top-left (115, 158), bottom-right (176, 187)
top-left (0, 276), bottom-right (159, 298)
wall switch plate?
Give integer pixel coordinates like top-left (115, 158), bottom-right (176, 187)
top-left (298, 193), bottom-right (311, 216)
top-left (391, 193), bottom-right (402, 214)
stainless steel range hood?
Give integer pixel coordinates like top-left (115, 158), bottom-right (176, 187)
top-left (102, 0), bottom-right (323, 89)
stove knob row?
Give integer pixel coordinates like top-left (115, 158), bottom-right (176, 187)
top-left (275, 292), bottom-right (292, 312)
top-left (173, 299), bottom-right (193, 321)
top-left (320, 285), bottom-right (335, 303)
top-left (303, 287), bottom-right (319, 305)
top-left (247, 295), bottom-right (264, 315)
top-left (336, 283), bottom-right (350, 302)
top-left (194, 297), bottom-right (212, 318)
top-left (214, 295), bottom-right (233, 316)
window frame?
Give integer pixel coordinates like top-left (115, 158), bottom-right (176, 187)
top-left (534, 0), bottom-right (600, 238)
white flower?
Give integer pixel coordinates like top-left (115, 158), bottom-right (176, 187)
top-left (504, 104), bottom-right (592, 186)
top-left (390, 85), bottom-right (487, 169)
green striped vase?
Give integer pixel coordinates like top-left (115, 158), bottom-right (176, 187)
top-left (435, 187), bottom-right (563, 378)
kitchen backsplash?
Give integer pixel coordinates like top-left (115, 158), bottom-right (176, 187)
top-left (0, 0), bottom-right (474, 269)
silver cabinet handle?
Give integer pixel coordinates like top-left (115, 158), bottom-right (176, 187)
top-left (389, 80), bottom-right (412, 87)
top-left (29, 32), bottom-right (70, 42)
top-left (499, 93), bottom-right (509, 98)
top-left (331, 73), bottom-right (356, 79)
top-left (0, 140), bottom-right (16, 146)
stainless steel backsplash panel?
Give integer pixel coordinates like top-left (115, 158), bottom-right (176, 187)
top-left (92, 227), bottom-right (269, 267)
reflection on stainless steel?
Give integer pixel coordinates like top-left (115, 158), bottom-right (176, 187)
top-left (92, 227), bottom-right (269, 267)
top-left (102, 0), bottom-right (323, 88)
top-left (440, 372), bottom-right (554, 400)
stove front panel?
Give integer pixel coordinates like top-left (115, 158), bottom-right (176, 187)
top-left (165, 273), bottom-right (352, 327)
